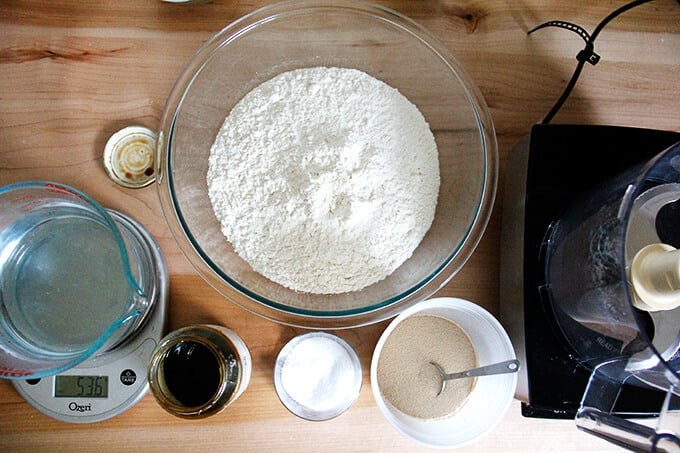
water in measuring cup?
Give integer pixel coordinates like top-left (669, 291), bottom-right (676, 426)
top-left (0, 207), bottom-right (139, 356)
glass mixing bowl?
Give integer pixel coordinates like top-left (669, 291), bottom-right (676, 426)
top-left (156, 0), bottom-right (497, 328)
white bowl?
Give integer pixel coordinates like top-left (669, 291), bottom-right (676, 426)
top-left (370, 297), bottom-right (517, 449)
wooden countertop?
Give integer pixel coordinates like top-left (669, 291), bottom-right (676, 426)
top-left (1, 1), bottom-right (679, 451)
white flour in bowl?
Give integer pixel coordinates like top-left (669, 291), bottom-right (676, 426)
top-left (207, 67), bottom-right (439, 294)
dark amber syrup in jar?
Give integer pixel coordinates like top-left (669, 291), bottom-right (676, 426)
top-left (162, 340), bottom-right (221, 407)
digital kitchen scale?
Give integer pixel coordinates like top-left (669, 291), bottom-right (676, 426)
top-left (12, 210), bottom-right (168, 423)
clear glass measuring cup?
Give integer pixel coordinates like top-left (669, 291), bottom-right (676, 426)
top-left (0, 181), bottom-right (148, 379)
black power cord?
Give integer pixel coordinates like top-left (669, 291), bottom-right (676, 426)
top-left (529, 0), bottom-right (669, 124)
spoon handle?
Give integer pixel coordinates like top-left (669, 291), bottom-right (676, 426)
top-left (443, 359), bottom-right (520, 381)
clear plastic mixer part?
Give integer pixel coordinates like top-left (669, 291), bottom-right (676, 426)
top-left (627, 183), bottom-right (680, 364)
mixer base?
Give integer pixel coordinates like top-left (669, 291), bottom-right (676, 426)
top-left (500, 124), bottom-right (680, 418)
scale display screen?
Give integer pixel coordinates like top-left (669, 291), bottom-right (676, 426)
top-left (55, 375), bottom-right (108, 398)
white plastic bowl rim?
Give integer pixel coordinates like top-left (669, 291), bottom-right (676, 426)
top-left (370, 297), bottom-right (517, 449)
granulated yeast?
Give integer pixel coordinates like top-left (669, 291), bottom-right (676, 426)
top-left (207, 67), bottom-right (439, 294)
top-left (377, 314), bottom-right (477, 419)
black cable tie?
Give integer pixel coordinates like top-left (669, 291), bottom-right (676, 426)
top-left (577, 43), bottom-right (601, 66)
top-left (528, 20), bottom-right (592, 44)
top-left (532, 0), bottom-right (663, 125)
top-left (528, 20), bottom-right (600, 65)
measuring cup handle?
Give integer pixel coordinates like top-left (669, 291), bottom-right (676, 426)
top-left (577, 358), bottom-right (680, 451)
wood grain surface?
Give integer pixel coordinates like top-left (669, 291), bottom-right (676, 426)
top-left (1, 1), bottom-right (679, 451)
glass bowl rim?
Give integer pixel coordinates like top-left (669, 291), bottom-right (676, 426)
top-left (156, 0), bottom-right (498, 328)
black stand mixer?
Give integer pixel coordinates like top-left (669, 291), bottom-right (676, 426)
top-left (501, 123), bottom-right (680, 451)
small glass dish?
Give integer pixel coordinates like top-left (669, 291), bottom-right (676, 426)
top-left (274, 332), bottom-right (362, 421)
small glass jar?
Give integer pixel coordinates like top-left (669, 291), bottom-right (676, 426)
top-left (148, 324), bottom-right (251, 418)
